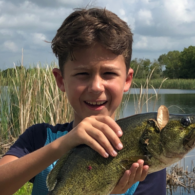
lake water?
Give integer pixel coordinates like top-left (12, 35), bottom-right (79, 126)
top-left (122, 88), bottom-right (195, 117)
top-left (120, 88), bottom-right (195, 195)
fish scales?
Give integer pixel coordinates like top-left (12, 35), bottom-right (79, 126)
top-left (47, 106), bottom-right (195, 195)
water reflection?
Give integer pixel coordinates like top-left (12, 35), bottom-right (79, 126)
top-left (122, 90), bottom-right (195, 117)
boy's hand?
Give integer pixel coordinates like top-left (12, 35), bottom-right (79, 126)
top-left (66, 115), bottom-right (123, 158)
top-left (111, 160), bottom-right (149, 194)
top-left (64, 116), bottom-right (149, 194)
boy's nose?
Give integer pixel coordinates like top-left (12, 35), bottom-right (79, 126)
top-left (88, 75), bottom-right (104, 93)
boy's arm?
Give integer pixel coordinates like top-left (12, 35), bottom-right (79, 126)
top-left (0, 116), bottom-right (121, 195)
top-left (0, 155), bottom-right (18, 165)
top-left (0, 134), bottom-right (71, 195)
top-left (0, 115), bottom-right (148, 195)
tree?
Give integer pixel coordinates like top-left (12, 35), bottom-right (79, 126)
top-left (150, 60), bottom-right (162, 79)
top-left (179, 46), bottom-right (195, 79)
top-left (130, 58), bottom-right (151, 79)
top-left (1, 66), bottom-right (26, 78)
top-left (158, 51), bottom-right (181, 79)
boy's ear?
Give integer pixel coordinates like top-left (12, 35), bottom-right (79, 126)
top-left (52, 68), bottom-right (65, 92)
top-left (124, 68), bottom-right (134, 92)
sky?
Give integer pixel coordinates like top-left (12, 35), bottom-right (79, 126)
top-left (0, 0), bottom-right (195, 70)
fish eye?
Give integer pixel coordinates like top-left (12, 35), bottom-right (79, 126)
top-left (181, 117), bottom-right (191, 127)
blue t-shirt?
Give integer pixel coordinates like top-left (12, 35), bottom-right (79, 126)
top-left (5, 122), bottom-right (166, 195)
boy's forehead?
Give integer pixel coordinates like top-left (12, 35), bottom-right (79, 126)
top-left (69, 54), bottom-right (125, 70)
top-left (72, 63), bottom-right (122, 70)
top-left (68, 44), bottom-right (125, 68)
top-left (74, 46), bottom-right (117, 60)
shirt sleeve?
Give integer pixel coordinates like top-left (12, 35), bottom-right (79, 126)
top-left (133, 169), bottom-right (166, 195)
top-left (110, 182), bottom-right (139, 195)
top-left (124, 182), bottom-right (139, 195)
top-left (4, 123), bottom-right (47, 158)
top-left (4, 124), bottom-right (48, 183)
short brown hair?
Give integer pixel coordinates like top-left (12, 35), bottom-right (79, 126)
top-left (52, 8), bottom-right (133, 74)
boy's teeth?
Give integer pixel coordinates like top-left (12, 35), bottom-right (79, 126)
top-left (86, 101), bottom-right (106, 105)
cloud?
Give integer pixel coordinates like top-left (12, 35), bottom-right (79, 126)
top-left (3, 41), bottom-right (18, 52)
top-left (137, 9), bottom-right (153, 26)
top-left (134, 36), bottom-right (148, 49)
top-left (133, 0), bottom-right (195, 38)
top-left (164, 0), bottom-right (195, 23)
top-left (0, 0), bottom-right (195, 70)
top-left (32, 33), bottom-right (47, 46)
top-left (119, 9), bottom-right (125, 16)
top-left (5, 0), bottom-right (87, 8)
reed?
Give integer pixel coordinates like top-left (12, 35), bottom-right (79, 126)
top-left (166, 161), bottom-right (195, 195)
top-left (127, 69), bottom-right (167, 115)
top-left (115, 68), bottom-right (164, 118)
top-left (0, 63), bottom-right (74, 145)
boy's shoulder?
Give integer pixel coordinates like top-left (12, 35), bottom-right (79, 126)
top-left (27, 122), bottom-right (73, 135)
top-left (4, 122), bottom-right (73, 158)
top-left (18, 122), bottom-right (73, 148)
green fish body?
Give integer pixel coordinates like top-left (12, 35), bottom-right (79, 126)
top-left (47, 106), bottom-right (195, 195)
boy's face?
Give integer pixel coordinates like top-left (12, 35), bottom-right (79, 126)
top-left (53, 43), bottom-right (133, 126)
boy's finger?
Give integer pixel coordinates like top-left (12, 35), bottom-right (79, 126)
top-left (116, 170), bottom-right (131, 189)
top-left (93, 115), bottom-right (123, 137)
top-left (90, 116), bottom-right (123, 151)
top-left (140, 165), bottom-right (149, 181)
top-left (127, 163), bottom-right (139, 185)
top-left (83, 133), bottom-right (110, 158)
top-left (86, 126), bottom-right (118, 157)
top-left (90, 121), bottom-right (123, 151)
top-left (134, 160), bottom-right (144, 181)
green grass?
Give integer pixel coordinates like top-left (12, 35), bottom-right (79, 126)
top-left (13, 182), bottom-right (32, 195)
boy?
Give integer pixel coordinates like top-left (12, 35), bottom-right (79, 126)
top-left (0, 8), bottom-right (166, 195)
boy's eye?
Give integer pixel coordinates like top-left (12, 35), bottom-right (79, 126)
top-left (105, 72), bottom-right (117, 75)
top-left (75, 72), bottom-right (88, 76)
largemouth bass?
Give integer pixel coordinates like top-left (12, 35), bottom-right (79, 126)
top-left (46, 106), bottom-right (195, 195)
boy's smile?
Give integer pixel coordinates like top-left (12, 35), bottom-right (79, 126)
top-left (53, 43), bottom-right (133, 127)
top-left (84, 100), bottom-right (108, 110)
